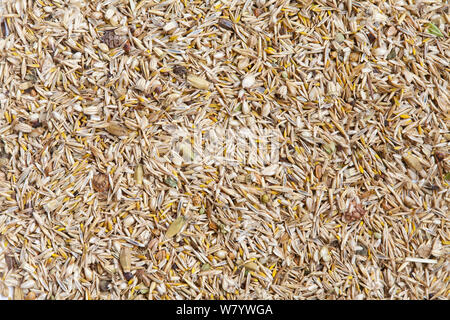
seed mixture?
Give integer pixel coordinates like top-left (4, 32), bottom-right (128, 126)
top-left (0, 0), bottom-right (449, 300)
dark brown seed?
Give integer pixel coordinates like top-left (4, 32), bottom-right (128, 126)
top-left (92, 173), bottom-right (109, 192)
top-left (434, 151), bottom-right (445, 162)
top-left (218, 18), bottom-right (234, 31)
top-left (173, 65), bottom-right (187, 77)
top-left (31, 120), bottom-right (41, 128)
top-left (123, 272), bottom-right (133, 281)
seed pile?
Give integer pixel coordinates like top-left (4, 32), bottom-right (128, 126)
top-left (0, 0), bottom-right (449, 300)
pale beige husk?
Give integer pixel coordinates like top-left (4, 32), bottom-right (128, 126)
top-left (0, 0), bottom-right (449, 301)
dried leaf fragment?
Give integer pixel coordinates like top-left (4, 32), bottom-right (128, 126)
top-left (166, 216), bottom-right (186, 238)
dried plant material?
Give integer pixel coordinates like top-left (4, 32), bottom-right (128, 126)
top-left (119, 247), bottom-right (131, 273)
top-left (92, 173), bottom-right (109, 192)
top-left (402, 154), bottom-right (423, 172)
top-left (0, 0), bottom-right (448, 302)
top-left (106, 123), bottom-right (129, 136)
top-left (335, 32), bottom-right (345, 43)
top-left (187, 74), bottom-right (210, 90)
top-left (166, 216), bottom-right (186, 238)
top-left (192, 195), bottom-right (202, 207)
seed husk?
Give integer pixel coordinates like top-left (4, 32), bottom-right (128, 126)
top-left (402, 154), bottom-right (423, 171)
top-left (119, 247), bottom-right (131, 273)
top-left (106, 123), bottom-right (129, 136)
top-left (244, 261), bottom-right (259, 272)
top-left (187, 74), bottom-right (210, 90)
top-left (135, 164), bottom-right (143, 185)
top-left (166, 216), bottom-right (186, 238)
top-left (335, 32), bottom-right (345, 43)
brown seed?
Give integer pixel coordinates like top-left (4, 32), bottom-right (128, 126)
top-left (92, 173), bottom-right (109, 192)
top-left (254, 8), bottom-right (263, 17)
top-left (102, 30), bottom-right (125, 48)
top-left (155, 249), bottom-right (166, 262)
top-left (218, 18), bottom-right (234, 31)
top-left (123, 40), bottom-right (131, 53)
top-left (123, 272), bottom-right (133, 281)
top-left (315, 164), bottom-right (322, 179)
top-left (135, 269), bottom-right (150, 286)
